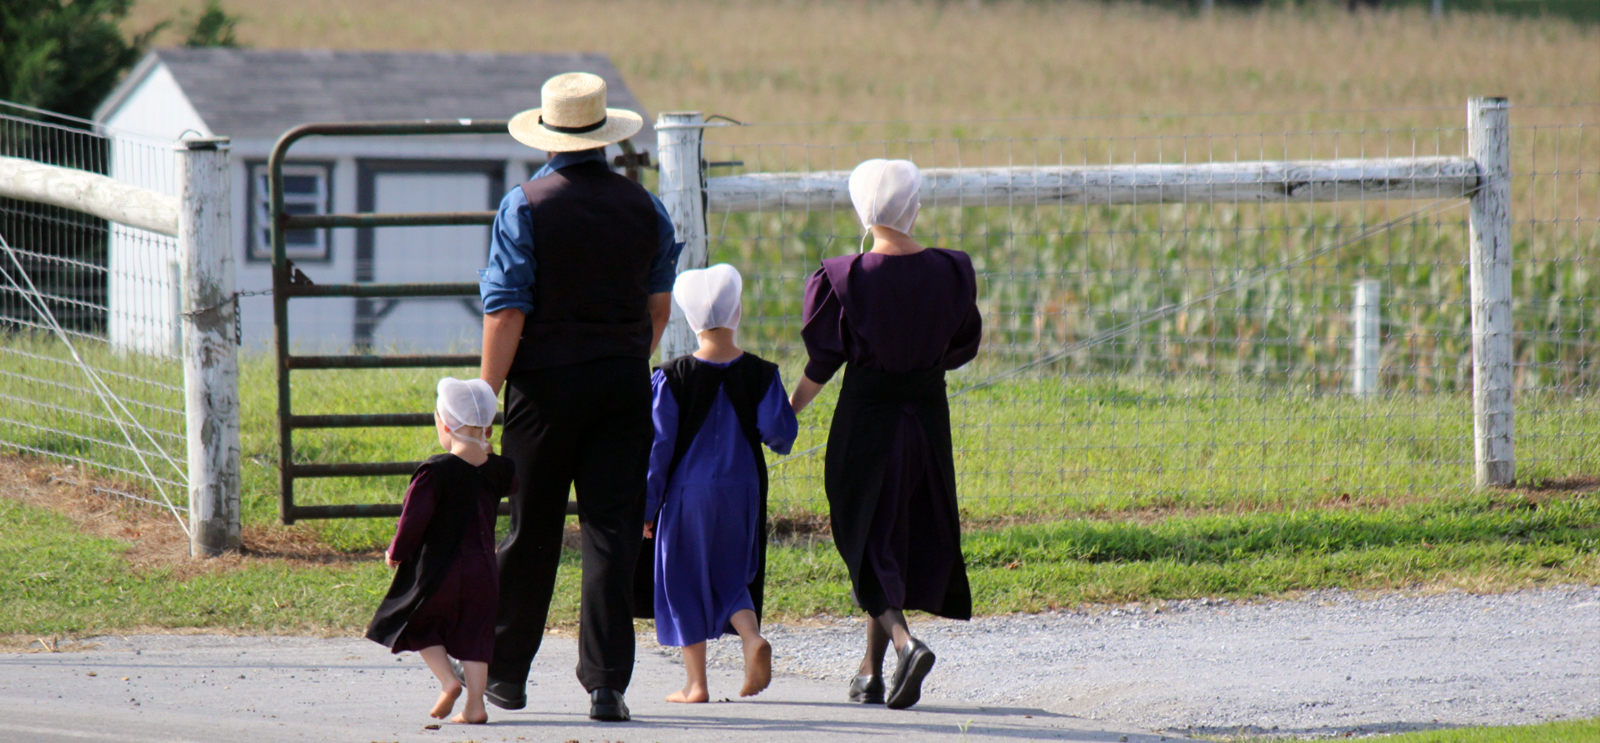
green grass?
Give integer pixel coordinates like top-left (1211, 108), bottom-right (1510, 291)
top-left (766, 492), bottom-right (1600, 615)
top-left (1223, 717), bottom-right (1600, 742)
top-left (0, 495), bottom-right (583, 635)
top-left (7, 335), bottom-right (1600, 553)
top-left (4, 472), bottom-right (1594, 634)
top-left (1373, 718), bottom-right (1600, 742)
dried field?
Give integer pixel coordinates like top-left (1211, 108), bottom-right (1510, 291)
top-left (125, 0), bottom-right (1599, 141)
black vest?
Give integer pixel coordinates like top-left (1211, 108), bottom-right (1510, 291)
top-left (510, 161), bottom-right (660, 371)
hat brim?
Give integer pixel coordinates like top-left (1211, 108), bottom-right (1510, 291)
top-left (508, 107), bottom-right (644, 153)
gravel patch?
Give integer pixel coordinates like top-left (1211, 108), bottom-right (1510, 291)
top-left (681, 587), bottom-right (1600, 738)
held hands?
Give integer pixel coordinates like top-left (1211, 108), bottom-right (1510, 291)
top-left (789, 375), bottom-right (824, 416)
top-left (643, 522), bottom-right (655, 539)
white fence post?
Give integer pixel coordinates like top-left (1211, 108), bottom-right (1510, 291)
top-left (178, 137), bottom-right (241, 556)
top-left (1467, 97), bottom-right (1514, 488)
top-left (657, 111), bottom-right (708, 362)
top-left (1352, 279), bottom-right (1380, 397)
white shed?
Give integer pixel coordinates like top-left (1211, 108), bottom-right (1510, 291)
top-left (93, 48), bottom-right (654, 353)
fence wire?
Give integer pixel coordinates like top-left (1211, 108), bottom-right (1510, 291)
top-left (700, 117), bottom-right (1600, 517)
top-left (0, 101), bottom-right (188, 520)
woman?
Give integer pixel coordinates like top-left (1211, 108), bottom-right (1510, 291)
top-left (789, 159), bottom-right (981, 711)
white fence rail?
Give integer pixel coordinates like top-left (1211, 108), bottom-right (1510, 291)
top-left (656, 97), bottom-right (1582, 513)
top-left (704, 156), bottom-right (1481, 213)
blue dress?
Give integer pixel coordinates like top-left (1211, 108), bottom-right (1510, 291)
top-left (646, 356), bottom-right (798, 647)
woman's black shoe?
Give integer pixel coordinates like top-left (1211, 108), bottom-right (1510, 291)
top-left (589, 688), bottom-right (630, 721)
top-left (885, 638), bottom-right (935, 710)
top-left (848, 673), bottom-right (885, 704)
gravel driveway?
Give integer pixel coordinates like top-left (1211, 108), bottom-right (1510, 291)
top-left (694, 587), bottom-right (1600, 738)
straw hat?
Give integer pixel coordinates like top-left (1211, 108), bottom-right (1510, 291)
top-left (508, 72), bottom-right (643, 153)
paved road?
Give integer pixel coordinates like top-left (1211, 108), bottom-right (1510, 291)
top-left (736, 588), bottom-right (1600, 738)
top-left (0, 633), bottom-right (1186, 743)
top-left (6, 588), bottom-right (1594, 741)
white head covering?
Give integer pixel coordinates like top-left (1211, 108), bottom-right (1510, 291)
top-left (673, 263), bottom-right (743, 334)
top-left (848, 159), bottom-right (921, 252)
top-left (436, 377), bottom-right (498, 451)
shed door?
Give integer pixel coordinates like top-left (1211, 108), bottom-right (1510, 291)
top-left (355, 161), bottom-right (503, 352)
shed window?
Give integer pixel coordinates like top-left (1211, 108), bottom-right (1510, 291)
top-left (249, 163), bottom-right (331, 262)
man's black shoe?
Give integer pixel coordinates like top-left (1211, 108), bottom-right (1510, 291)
top-left (885, 638), bottom-right (936, 710)
top-left (848, 673), bottom-right (885, 704)
top-left (588, 688), bottom-right (630, 721)
top-left (485, 679), bottom-right (527, 710)
top-left (448, 659), bottom-right (526, 710)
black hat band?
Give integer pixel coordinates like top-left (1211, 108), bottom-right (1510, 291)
top-left (539, 115), bottom-right (608, 134)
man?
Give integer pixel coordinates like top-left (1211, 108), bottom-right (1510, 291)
top-left (476, 72), bottom-right (681, 722)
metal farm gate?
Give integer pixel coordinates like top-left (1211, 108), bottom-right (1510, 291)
top-left (269, 120), bottom-right (647, 523)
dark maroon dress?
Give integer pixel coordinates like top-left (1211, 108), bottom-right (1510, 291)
top-left (366, 453), bottom-right (515, 663)
top-left (801, 248), bottom-right (981, 620)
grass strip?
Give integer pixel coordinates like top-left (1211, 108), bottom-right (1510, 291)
top-left (1227, 717), bottom-right (1600, 742)
top-left (5, 490), bottom-right (1594, 635)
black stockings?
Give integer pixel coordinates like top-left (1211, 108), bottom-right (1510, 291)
top-left (857, 608), bottom-right (913, 677)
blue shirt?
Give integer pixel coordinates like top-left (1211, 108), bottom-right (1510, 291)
top-left (479, 148), bottom-right (683, 315)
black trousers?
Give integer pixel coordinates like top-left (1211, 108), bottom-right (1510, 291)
top-left (490, 356), bottom-right (652, 692)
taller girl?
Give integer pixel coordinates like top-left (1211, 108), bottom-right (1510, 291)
top-left (789, 159), bottom-right (981, 710)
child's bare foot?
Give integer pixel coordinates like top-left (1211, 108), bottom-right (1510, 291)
top-left (666, 682), bottom-right (710, 703)
top-left (430, 682), bottom-right (462, 719)
top-left (740, 637), bottom-right (772, 697)
top-left (449, 708), bottom-right (488, 724)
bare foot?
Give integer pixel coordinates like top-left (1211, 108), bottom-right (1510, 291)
top-left (740, 637), bottom-right (772, 697)
top-left (666, 683), bottom-right (710, 703)
top-left (430, 682), bottom-right (462, 719)
top-left (449, 709), bottom-right (488, 724)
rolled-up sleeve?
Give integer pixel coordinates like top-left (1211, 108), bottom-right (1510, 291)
top-left (647, 194), bottom-right (685, 295)
top-left (800, 267), bottom-right (847, 383)
top-left (479, 187), bottom-right (536, 315)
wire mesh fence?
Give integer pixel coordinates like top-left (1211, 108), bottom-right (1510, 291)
top-left (0, 101), bottom-right (189, 521)
top-left (696, 108), bottom-right (1599, 517)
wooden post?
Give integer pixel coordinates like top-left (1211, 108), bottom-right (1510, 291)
top-left (178, 137), bottom-right (241, 556)
top-left (656, 112), bottom-right (708, 363)
top-left (1468, 97), bottom-right (1514, 488)
top-left (1352, 279), bottom-right (1380, 397)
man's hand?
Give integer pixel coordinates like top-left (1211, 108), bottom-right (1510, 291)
top-left (643, 522), bottom-right (655, 539)
top-left (385, 552), bottom-right (400, 569)
top-left (481, 308), bottom-right (525, 394)
top-left (789, 375), bottom-right (825, 415)
top-left (647, 292), bottom-right (672, 354)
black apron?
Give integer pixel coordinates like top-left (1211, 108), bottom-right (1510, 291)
top-left (365, 453), bottom-right (515, 648)
top-left (633, 353), bottom-right (779, 622)
top-left (826, 364), bottom-right (971, 620)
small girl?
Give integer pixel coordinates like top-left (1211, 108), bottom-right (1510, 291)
top-left (366, 377), bottom-right (515, 724)
top-left (645, 263), bottom-right (799, 703)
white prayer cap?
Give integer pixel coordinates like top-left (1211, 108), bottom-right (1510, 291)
top-left (436, 377), bottom-right (497, 431)
top-left (849, 159), bottom-right (921, 237)
top-left (673, 263), bottom-right (743, 334)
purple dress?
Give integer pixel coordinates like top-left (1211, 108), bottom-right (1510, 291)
top-left (380, 455), bottom-right (513, 662)
top-left (646, 356), bottom-right (798, 647)
top-left (801, 249), bottom-right (981, 619)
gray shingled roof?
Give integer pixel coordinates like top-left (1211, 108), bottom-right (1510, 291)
top-left (101, 48), bottom-right (653, 143)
